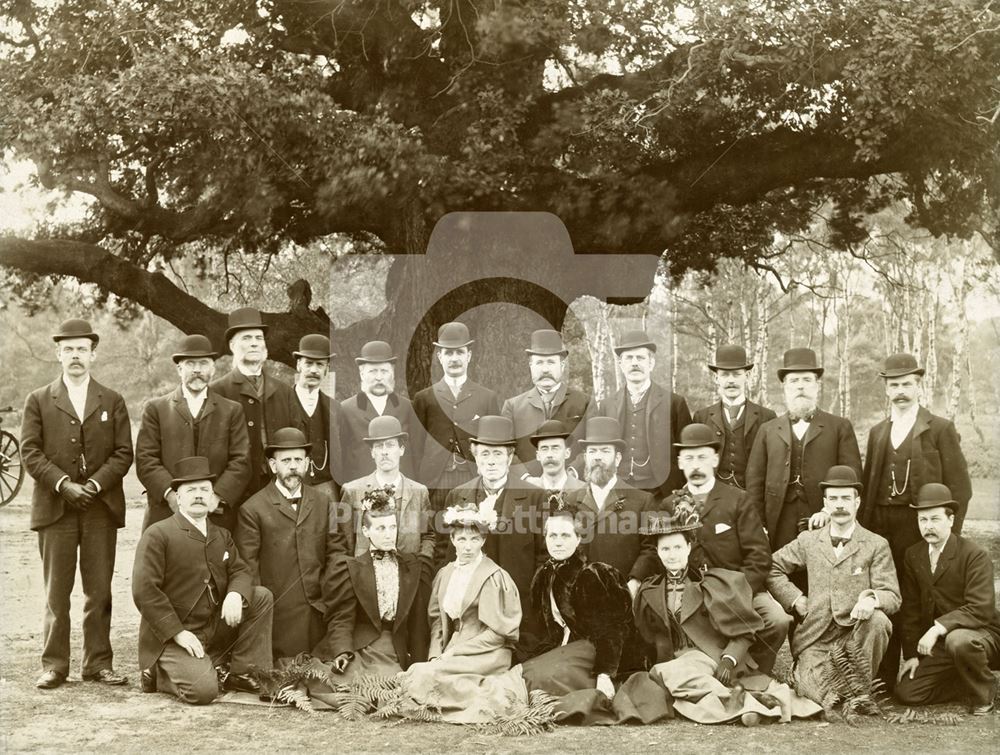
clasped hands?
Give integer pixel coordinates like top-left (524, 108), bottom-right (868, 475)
top-left (60, 480), bottom-right (98, 510)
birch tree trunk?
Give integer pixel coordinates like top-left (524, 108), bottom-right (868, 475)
top-left (946, 256), bottom-right (969, 420)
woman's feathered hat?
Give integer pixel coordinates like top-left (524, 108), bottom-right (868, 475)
top-left (639, 490), bottom-right (702, 536)
top-left (443, 501), bottom-right (497, 532)
top-left (361, 485), bottom-right (397, 518)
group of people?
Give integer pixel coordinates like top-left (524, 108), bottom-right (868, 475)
top-left (18, 307), bottom-right (998, 727)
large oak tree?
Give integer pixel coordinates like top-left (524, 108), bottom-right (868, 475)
top-left (1, 0), bottom-right (996, 393)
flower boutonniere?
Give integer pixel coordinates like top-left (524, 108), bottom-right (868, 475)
top-left (611, 496), bottom-right (626, 513)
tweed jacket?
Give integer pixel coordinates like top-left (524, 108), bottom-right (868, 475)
top-left (768, 523), bottom-right (901, 657)
top-left (136, 386), bottom-right (251, 530)
top-left (860, 407), bottom-right (972, 532)
top-left (745, 409), bottom-right (862, 547)
top-left (133, 513), bottom-right (254, 669)
top-left (900, 533), bottom-right (1000, 659)
top-left (21, 376), bottom-right (134, 531)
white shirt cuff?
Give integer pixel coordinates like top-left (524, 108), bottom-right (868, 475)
top-left (55, 475), bottom-right (69, 493)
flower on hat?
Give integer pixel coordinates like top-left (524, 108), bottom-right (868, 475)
top-left (361, 485), bottom-right (397, 515)
top-left (444, 502), bottom-right (498, 531)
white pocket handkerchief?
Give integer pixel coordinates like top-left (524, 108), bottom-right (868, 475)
top-left (852, 566), bottom-right (862, 575)
top-left (223, 551), bottom-right (230, 561)
top-left (100, 410), bottom-right (108, 422)
top-left (473, 414), bottom-right (480, 420)
top-left (715, 523), bottom-right (731, 534)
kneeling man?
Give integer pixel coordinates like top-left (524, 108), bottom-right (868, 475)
top-left (767, 465), bottom-right (900, 711)
top-left (319, 492), bottom-right (429, 681)
top-left (895, 483), bottom-right (1000, 715)
top-left (133, 456), bottom-right (273, 704)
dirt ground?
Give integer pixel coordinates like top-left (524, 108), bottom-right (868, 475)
top-left (1, 478), bottom-right (998, 753)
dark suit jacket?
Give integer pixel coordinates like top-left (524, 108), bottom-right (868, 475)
top-left (290, 389), bottom-right (342, 493)
top-left (564, 479), bottom-right (659, 583)
top-left (861, 407), bottom-right (972, 532)
top-left (411, 379), bottom-right (500, 486)
top-left (502, 383), bottom-right (591, 471)
top-left (234, 482), bottom-right (346, 621)
top-left (900, 534), bottom-right (1000, 659)
top-left (136, 386), bottom-right (251, 531)
top-left (21, 376), bottom-right (134, 531)
top-left (318, 550), bottom-right (429, 667)
top-left (440, 477), bottom-right (547, 617)
top-left (210, 367), bottom-right (296, 496)
top-left (132, 513), bottom-right (254, 669)
top-left (599, 382), bottom-right (692, 494)
top-left (689, 481), bottom-right (772, 593)
top-left (745, 410), bottom-right (862, 547)
top-left (693, 400), bottom-right (776, 488)
top-left (338, 392), bottom-right (417, 484)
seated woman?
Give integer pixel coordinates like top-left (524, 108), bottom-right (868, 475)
top-left (519, 498), bottom-right (633, 698)
top-left (396, 502), bottom-right (528, 723)
top-left (634, 498), bottom-right (820, 725)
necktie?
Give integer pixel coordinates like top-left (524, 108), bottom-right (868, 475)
top-left (726, 404), bottom-right (741, 423)
top-left (288, 496), bottom-right (301, 511)
top-left (372, 549), bottom-right (396, 560)
top-left (790, 411), bottom-right (815, 423)
top-left (831, 536), bottom-right (850, 548)
top-left (929, 547), bottom-right (940, 573)
top-left (247, 374), bottom-right (263, 394)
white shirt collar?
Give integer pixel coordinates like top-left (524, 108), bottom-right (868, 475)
top-left (444, 375), bottom-right (467, 391)
top-left (63, 374), bottom-right (90, 394)
top-left (687, 477), bottom-right (716, 496)
top-left (366, 391), bottom-right (389, 414)
top-left (274, 479), bottom-right (302, 499)
top-left (237, 364), bottom-right (263, 378)
top-left (374, 473), bottom-right (403, 491)
top-left (590, 476), bottom-right (618, 509)
top-left (482, 476), bottom-right (508, 494)
top-left (722, 396), bottom-right (746, 408)
top-left (537, 384), bottom-right (562, 399)
top-left (179, 509), bottom-right (208, 536)
top-left (541, 471), bottom-right (569, 490)
top-left (627, 379), bottom-right (651, 397)
top-left (182, 385), bottom-right (207, 402)
top-left (930, 533), bottom-right (950, 554)
top-left (830, 522), bottom-right (857, 540)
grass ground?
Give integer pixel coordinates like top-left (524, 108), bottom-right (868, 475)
top-left (1, 479), bottom-right (997, 753)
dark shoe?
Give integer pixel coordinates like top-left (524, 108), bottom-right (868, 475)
top-left (36, 670), bottom-right (67, 689)
top-left (82, 668), bottom-right (128, 686)
top-left (223, 673), bottom-right (261, 695)
top-left (139, 668), bottom-right (157, 693)
top-left (971, 680), bottom-right (999, 715)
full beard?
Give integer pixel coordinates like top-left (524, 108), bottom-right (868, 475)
top-left (787, 395), bottom-right (818, 416)
top-left (585, 460), bottom-right (615, 487)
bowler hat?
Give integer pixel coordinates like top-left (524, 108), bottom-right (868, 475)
top-left (264, 427), bottom-right (312, 456)
top-left (613, 330), bottom-right (657, 355)
top-left (577, 417), bottom-right (626, 451)
top-left (910, 483), bottom-right (959, 512)
top-left (777, 348), bottom-right (824, 381)
top-left (878, 353), bottom-right (925, 379)
top-left (171, 334), bottom-right (219, 363)
top-left (469, 415), bottom-right (517, 446)
top-left (355, 341), bottom-right (397, 364)
top-left (708, 344), bottom-right (753, 371)
top-left (52, 319), bottom-right (99, 345)
top-left (169, 456), bottom-right (217, 490)
top-left (530, 419), bottom-right (571, 446)
top-left (818, 465), bottom-right (863, 491)
top-left (433, 322), bottom-right (474, 349)
top-left (224, 307), bottom-right (269, 342)
top-left (363, 415), bottom-right (409, 444)
top-left (293, 334), bottom-right (334, 360)
top-left (673, 423), bottom-right (722, 450)
top-left (525, 329), bottom-right (568, 356)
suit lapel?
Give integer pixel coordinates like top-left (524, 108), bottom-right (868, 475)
top-left (911, 408), bottom-right (932, 441)
top-left (200, 392), bottom-right (217, 421)
top-left (700, 484), bottom-right (721, 519)
top-left (394, 556), bottom-right (418, 628)
top-left (645, 383), bottom-right (664, 444)
top-left (706, 402), bottom-right (726, 435)
top-left (81, 381), bottom-right (101, 422)
top-left (802, 412), bottom-right (825, 451)
top-left (575, 485), bottom-right (599, 517)
top-left (461, 558), bottom-right (498, 615)
top-left (744, 402), bottom-right (760, 438)
top-left (171, 388), bottom-right (195, 425)
top-left (49, 379), bottom-right (79, 420)
top-left (297, 487), bottom-right (314, 526)
top-left (777, 414), bottom-right (792, 447)
top-left (680, 580), bottom-right (703, 623)
top-left (352, 555), bottom-right (383, 629)
top-left (232, 369), bottom-right (257, 401)
top-left (265, 483), bottom-right (298, 523)
top-left (868, 419), bottom-right (890, 483)
top-left (596, 482), bottom-right (627, 524)
top-left (933, 534), bottom-right (958, 583)
top-left (835, 532), bottom-right (860, 565)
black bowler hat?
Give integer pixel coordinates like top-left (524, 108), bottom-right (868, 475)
top-left (709, 344), bottom-right (753, 371)
top-left (433, 322), bottom-right (474, 349)
top-left (525, 329), bottom-right (568, 356)
top-left (818, 465), bottom-right (863, 491)
top-left (673, 423), bottom-right (722, 450)
top-left (910, 483), bottom-right (959, 513)
top-left (171, 334), bottom-right (219, 364)
top-left (264, 427), bottom-right (312, 456)
top-left (225, 307), bottom-right (269, 342)
top-left (577, 417), bottom-right (627, 451)
top-left (363, 416), bottom-right (408, 444)
top-left (52, 319), bottom-right (99, 345)
top-left (878, 353), bottom-right (925, 379)
top-left (355, 341), bottom-right (397, 364)
top-left (169, 456), bottom-right (217, 489)
top-left (777, 348), bottom-right (824, 381)
top-left (294, 334), bottom-right (334, 360)
top-left (530, 419), bottom-right (571, 446)
top-left (469, 416), bottom-right (517, 446)
top-left (613, 330), bottom-right (657, 355)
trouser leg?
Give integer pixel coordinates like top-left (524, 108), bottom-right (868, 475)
top-left (211, 586), bottom-right (274, 675)
top-left (750, 591), bottom-right (791, 675)
top-left (851, 609), bottom-right (893, 675)
top-left (155, 642), bottom-right (220, 705)
top-left (37, 511), bottom-right (80, 675)
top-left (78, 503), bottom-right (117, 675)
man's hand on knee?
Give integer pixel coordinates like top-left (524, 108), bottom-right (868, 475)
top-left (220, 592), bottom-right (243, 627)
top-left (898, 657), bottom-right (920, 682)
top-left (173, 630), bottom-right (205, 658)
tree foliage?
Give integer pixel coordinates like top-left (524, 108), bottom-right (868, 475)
top-left (0, 0), bottom-right (997, 379)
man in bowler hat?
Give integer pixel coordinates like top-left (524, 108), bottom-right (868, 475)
top-left (290, 334), bottom-right (343, 499)
top-left (21, 319), bottom-right (134, 689)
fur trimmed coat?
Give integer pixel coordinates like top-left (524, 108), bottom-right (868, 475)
top-left (528, 551), bottom-right (633, 677)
